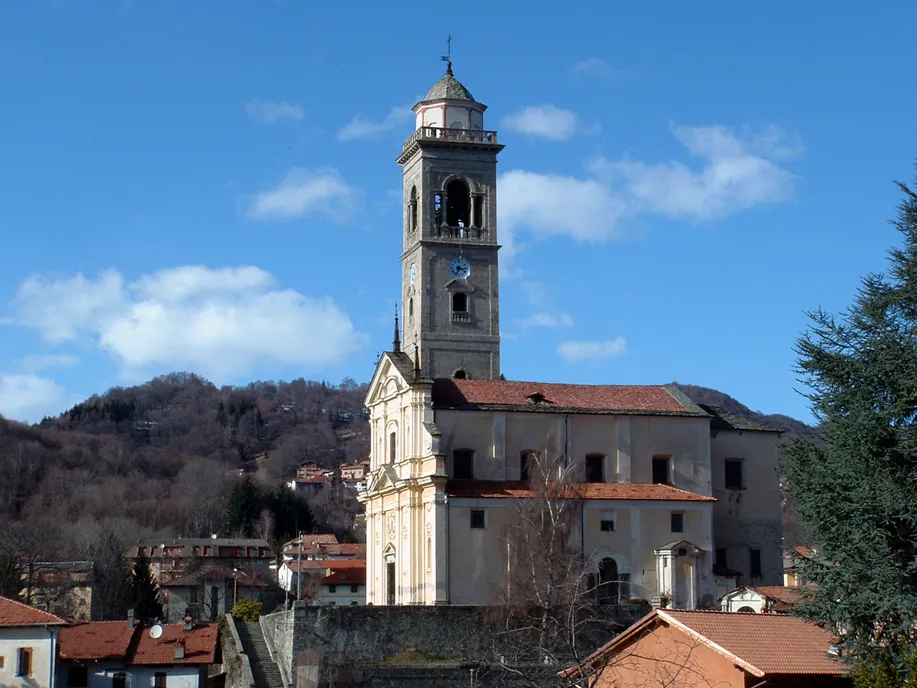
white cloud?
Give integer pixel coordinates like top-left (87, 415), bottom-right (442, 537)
top-left (18, 354), bottom-right (80, 373)
top-left (245, 99), bottom-right (304, 124)
top-left (501, 105), bottom-right (582, 141)
top-left (337, 105), bottom-right (414, 141)
top-left (246, 168), bottom-right (359, 222)
top-left (520, 312), bottom-right (574, 328)
top-left (0, 374), bottom-right (78, 423)
top-left (571, 58), bottom-right (621, 80)
top-left (498, 123), bottom-right (800, 265)
top-left (558, 337), bottom-right (627, 363)
top-left (7, 266), bottom-right (369, 381)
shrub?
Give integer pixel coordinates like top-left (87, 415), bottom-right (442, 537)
top-left (231, 599), bottom-right (263, 622)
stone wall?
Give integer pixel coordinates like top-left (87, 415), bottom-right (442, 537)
top-left (220, 614), bottom-right (256, 688)
top-left (260, 603), bottom-right (649, 687)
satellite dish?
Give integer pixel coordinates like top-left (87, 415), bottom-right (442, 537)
top-left (150, 625), bottom-right (163, 640)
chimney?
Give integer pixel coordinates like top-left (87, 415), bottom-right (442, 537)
top-left (183, 615), bottom-right (193, 632)
top-left (127, 609), bottom-right (135, 628)
top-left (174, 637), bottom-right (186, 661)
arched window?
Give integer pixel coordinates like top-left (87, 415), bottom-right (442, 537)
top-left (453, 369), bottom-right (467, 380)
top-left (446, 179), bottom-right (470, 228)
top-left (408, 298), bottom-right (414, 324)
top-left (409, 186), bottom-right (417, 232)
top-left (452, 292), bottom-right (468, 313)
top-left (520, 451), bottom-right (537, 482)
top-left (389, 431), bottom-right (397, 463)
top-left (737, 606), bottom-right (756, 613)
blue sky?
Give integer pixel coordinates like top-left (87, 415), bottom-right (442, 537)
top-left (1, 1), bottom-right (915, 424)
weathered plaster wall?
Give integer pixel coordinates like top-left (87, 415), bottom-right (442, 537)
top-left (220, 614), bottom-right (255, 688)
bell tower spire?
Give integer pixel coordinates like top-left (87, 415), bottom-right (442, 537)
top-left (392, 304), bottom-right (401, 353)
top-left (397, 63), bottom-right (504, 381)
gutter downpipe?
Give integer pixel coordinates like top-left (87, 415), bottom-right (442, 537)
top-left (46, 624), bottom-right (57, 688)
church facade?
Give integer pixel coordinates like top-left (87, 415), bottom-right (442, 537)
top-left (359, 64), bottom-right (783, 608)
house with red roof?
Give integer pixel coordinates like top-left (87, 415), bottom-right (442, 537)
top-left (720, 584), bottom-right (803, 614)
top-left (313, 564), bottom-right (367, 606)
top-left (0, 595), bottom-right (66, 688)
top-left (560, 608), bottom-right (850, 687)
top-left (357, 63), bottom-right (785, 608)
top-left (56, 619), bottom-right (218, 688)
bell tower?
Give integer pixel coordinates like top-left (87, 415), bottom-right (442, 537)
top-left (398, 61), bottom-right (504, 381)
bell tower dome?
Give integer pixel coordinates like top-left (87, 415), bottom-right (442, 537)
top-left (398, 62), bottom-right (503, 381)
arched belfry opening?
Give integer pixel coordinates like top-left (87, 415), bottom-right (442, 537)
top-left (446, 179), bottom-right (470, 227)
top-left (409, 186), bottom-right (417, 232)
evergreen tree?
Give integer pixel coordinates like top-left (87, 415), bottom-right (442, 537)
top-left (783, 175), bottom-right (917, 677)
top-left (227, 475), bottom-right (259, 537)
top-left (130, 554), bottom-right (163, 623)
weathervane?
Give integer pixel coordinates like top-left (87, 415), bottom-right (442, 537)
top-left (441, 34), bottom-right (453, 72)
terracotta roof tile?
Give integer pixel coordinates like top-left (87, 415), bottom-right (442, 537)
top-left (0, 595), bottom-right (66, 627)
top-left (664, 610), bottom-right (843, 675)
top-left (130, 623), bottom-right (217, 666)
top-left (284, 534), bottom-right (339, 549)
top-left (59, 622), bottom-right (137, 660)
top-left (566, 609), bottom-right (845, 680)
top-left (286, 559), bottom-right (366, 573)
top-left (446, 480), bottom-right (715, 502)
top-left (322, 565), bottom-right (366, 586)
top-left (432, 380), bottom-right (707, 416)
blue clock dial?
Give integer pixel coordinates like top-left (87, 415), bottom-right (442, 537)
top-left (449, 257), bottom-right (471, 279)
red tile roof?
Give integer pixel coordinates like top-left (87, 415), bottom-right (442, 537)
top-left (284, 534), bottom-right (339, 549)
top-left (0, 595), bottom-right (66, 627)
top-left (130, 623), bottom-right (218, 666)
top-left (322, 566), bottom-right (366, 587)
top-left (446, 480), bottom-right (715, 502)
top-left (161, 567), bottom-right (269, 588)
top-left (432, 380), bottom-right (705, 416)
top-left (286, 559), bottom-right (366, 573)
top-left (60, 622), bottom-right (137, 660)
top-left (565, 609), bottom-right (845, 680)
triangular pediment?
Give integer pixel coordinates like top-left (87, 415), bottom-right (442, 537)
top-left (365, 351), bottom-right (415, 407)
top-left (655, 539), bottom-right (703, 556)
top-left (444, 278), bottom-right (476, 292)
top-left (367, 464), bottom-right (400, 494)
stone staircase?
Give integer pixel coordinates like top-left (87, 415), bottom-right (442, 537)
top-left (236, 621), bottom-right (285, 688)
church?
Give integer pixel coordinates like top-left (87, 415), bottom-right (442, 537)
top-left (359, 62), bottom-right (783, 608)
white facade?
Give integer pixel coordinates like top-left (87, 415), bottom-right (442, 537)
top-left (0, 626), bottom-right (59, 688)
top-left (314, 583), bottom-right (366, 607)
top-left (58, 662), bottom-right (205, 688)
top-left (720, 587), bottom-right (768, 613)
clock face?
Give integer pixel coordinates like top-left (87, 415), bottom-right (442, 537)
top-left (409, 263), bottom-right (416, 284)
top-left (449, 257), bottom-right (471, 279)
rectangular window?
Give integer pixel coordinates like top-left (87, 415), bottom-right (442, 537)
top-left (351, 585), bottom-right (360, 593)
top-left (154, 672), bottom-right (168, 688)
top-left (0, 656), bottom-right (4, 669)
top-left (453, 449), bottom-right (474, 479)
top-left (750, 549), bottom-right (762, 578)
top-left (671, 512), bottom-right (684, 533)
top-left (715, 548), bottom-right (727, 569)
top-left (68, 666), bottom-right (89, 687)
top-left (585, 454), bottom-right (605, 483)
top-left (470, 509), bottom-right (486, 529)
top-left (599, 510), bottom-right (615, 532)
top-left (725, 459), bottom-right (744, 489)
top-left (16, 648), bottom-right (32, 677)
top-left (113, 672), bottom-right (127, 688)
top-left (328, 585), bottom-right (337, 593)
top-left (389, 432), bottom-right (397, 463)
top-left (652, 456), bottom-right (670, 485)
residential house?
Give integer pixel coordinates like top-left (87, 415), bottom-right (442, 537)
top-left (360, 61), bottom-right (784, 607)
top-left (278, 560), bottom-right (366, 600)
top-left (0, 595), bottom-right (67, 688)
top-left (126, 539), bottom-right (275, 585)
top-left (159, 567), bottom-right (276, 622)
top-left (280, 534), bottom-right (339, 561)
top-left (21, 561), bottom-right (95, 622)
top-left (784, 545), bottom-right (818, 588)
top-left (561, 609), bottom-right (850, 687)
top-left (57, 618), bottom-right (218, 688)
top-left (720, 585), bottom-right (802, 614)
top-left (314, 565), bottom-right (366, 606)
top-left (287, 476), bottom-right (327, 495)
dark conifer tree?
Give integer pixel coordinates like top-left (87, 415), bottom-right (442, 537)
top-left (227, 475), bottom-right (259, 537)
top-left (130, 554), bottom-right (163, 623)
top-left (783, 175), bottom-right (917, 679)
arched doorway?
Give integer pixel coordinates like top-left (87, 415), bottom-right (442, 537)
top-left (598, 557), bottom-right (618, 604)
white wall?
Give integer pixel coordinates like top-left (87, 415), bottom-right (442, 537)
top-left (58, 661), bottom-right (203, 688)
top-left (0, 626), bottom-right (58, 688)
top-left (315, 584), bottom-right (365, 606)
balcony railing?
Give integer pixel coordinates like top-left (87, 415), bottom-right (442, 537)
top-left (434, 224), bottom-right (489, 241)
top-left (452, 312), bottom-right (471, 322)
top-left (403, 126), bottom-right (498, 151)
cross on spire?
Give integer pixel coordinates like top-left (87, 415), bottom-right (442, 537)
top-left (441, 34), bottom-right (453, 74)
